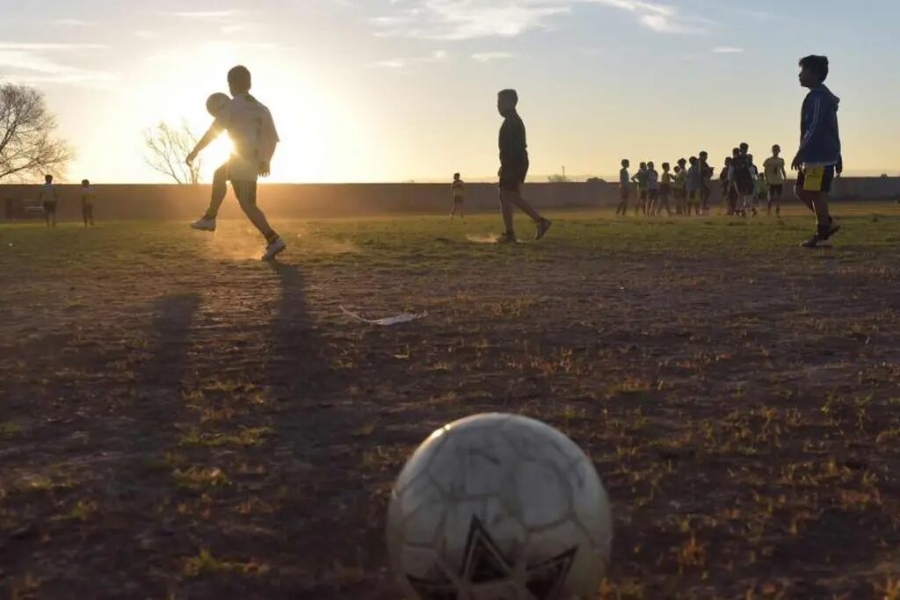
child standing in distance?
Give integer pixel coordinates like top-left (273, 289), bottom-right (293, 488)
top-left (756, 172), bottom-right (769, 208)
top-left (685, 157), bottom-right (700, 216)
top-left (616, 159), bottom-right (631, 216)
top-left (38, 174), bottom-right (58, 229)
top-left (698, 151), bottom-right (714, 214)
top-left (81, 179), bottom-right (95, 227)
top-left (720, 157), bottom-right (734, 215)
top-left (646, 161), bottom-right (659, 216)
top-left (631, 162), bottom-right (648, 216)
top-left (659, 162), bottom-right (674, 217)
top-left (791, 55), bottom-right (842, 248)
top-left (764, 144), bottom-right (787, 217)
top-left (187, 65), bottom-right (286, 261)
top-left (731, 144), bottom-right (756, 217)
top-left (674, 158), bottom-right (687, 215)
top-left (495, 89), bottom-right (552, 243)
top-left (450, 172), bottom-right (466, 221)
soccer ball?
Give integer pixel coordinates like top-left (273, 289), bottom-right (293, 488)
top-left (205, 92), bottom-right (230, 118)
top-left (386, 413), bottom-right (612, 600)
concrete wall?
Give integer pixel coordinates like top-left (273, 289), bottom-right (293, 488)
top-left (2, 177), bottom-right (898, 221)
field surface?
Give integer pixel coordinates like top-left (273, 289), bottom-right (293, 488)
top-left (1, 205), bottom-right (900, 599)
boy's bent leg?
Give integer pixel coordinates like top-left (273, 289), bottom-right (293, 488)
top-left (205, 164), bottom-right (229, 219)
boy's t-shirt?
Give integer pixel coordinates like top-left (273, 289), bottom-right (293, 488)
top-left (674, 169), bottom-right (686, 189)
top-left (81, 187), bottom-right (95, 206)
top-left (661, 171), bottom-right (675, 187)
top-left (686, 165), bottom-right (702, 192)
top-left (451, 179), bottom-right (465, 199)
top-left (619, 168), bottom-right (630, 188)
top-left (763, 156), bottom-right (785, 184)
top-left (38, 184), bottom-right (58, 203)
top-left (634, 169), bottom-right (649, 189)
top-left (216, 94), bottom-right (280, 181)
top-left (647, 169), bottom-right (659, 190)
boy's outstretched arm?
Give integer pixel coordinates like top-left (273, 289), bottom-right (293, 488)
top-left (186, 123), bottom-right (223, 165)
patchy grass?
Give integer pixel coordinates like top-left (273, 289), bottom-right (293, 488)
top-left (1, 204), bottom-right (900, 599)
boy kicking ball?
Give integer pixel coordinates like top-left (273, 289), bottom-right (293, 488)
top-left (187, 65), bottom-right (286, 261)
top-left (791, 55), bottom-right (842, 248)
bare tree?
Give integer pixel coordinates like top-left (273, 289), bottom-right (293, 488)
top-left (0, 83), bottom-right (73, 181)
top-left (143, 120), bottom-right (201, 184)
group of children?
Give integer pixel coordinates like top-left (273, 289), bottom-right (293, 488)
top-left (31, 53), bottom-right (840, 254)
top-left (36, 175), bottom-right (96, 228)
top-left (616, 144), bottom-right (789, 219)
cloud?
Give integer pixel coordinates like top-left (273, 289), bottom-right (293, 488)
top-left (471, 51), bottom-right (516, 62)
top-left (713, 46), bottom-right (743, 53)
top-left (55, 19), bottom-right (95, 27)
top-left (0, 50), bottom-right (116, 87)
top-left (374, 49), bottom-right (449, 69)
top-left (0, 42), bottom-right (114, 87)
top-left (0, 43), bottom-right (108, 51)
top-left (375, 0), bottom-right (710, 40)
top-left (166, 10), bottom-right (245, 20)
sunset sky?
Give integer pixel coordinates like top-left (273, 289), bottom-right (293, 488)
top-left (2, 0), bottom-right (899, 183)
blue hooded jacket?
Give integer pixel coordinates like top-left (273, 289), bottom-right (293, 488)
top-left (796, 84), bottom-right (841, 166)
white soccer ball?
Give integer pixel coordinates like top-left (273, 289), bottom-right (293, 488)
top-left (387, 413), bottom-right (612, 600)
top-left (205, 92), bottom-right (230, 118)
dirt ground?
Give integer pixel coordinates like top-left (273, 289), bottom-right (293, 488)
top-left (1, 206), bottom-right (900, 599)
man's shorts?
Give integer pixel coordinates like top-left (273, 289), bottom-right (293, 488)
top-left (42, 201), bottom-right (57, 213)
top-left (499, 164), bottom-right (528, 192)
top-left (797, 165), bottom-right (835, 194)
top-left (768, 184), bottom-right (784, 197)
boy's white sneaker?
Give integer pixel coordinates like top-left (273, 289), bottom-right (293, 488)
top-left (262, 237), bottom-right (287, 261)
top-left (191, 217), bottom-right (216, 232)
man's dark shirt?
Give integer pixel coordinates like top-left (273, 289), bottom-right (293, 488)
top-left (499, 110), bottom-right (529, 175)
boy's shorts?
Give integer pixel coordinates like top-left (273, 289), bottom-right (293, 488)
top-left (639, 190), bottom-right (648, 201)
top-left (42, 201), bottom-right (57, 213)
top-left (619, 188), bottom-right (630, 201)
top-left (226, 156), bottom-right (260, 182)
top-left (453, 196), bottom-right (464, 204)
top-left (673, 189), bottom-right (686, 199)
top-left (768, 184), bottom-right (784, 197)
top-left (797, 165), bottom-right (835, 193)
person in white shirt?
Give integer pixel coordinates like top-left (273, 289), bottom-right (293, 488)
top-left (37, 174), bottom-right (59, 228)
top-left (187, 65), bottom-right (286, 261)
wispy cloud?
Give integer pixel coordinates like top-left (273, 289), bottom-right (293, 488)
top-left (0, 43), bottom-right (108, 51)
top-left (471, 51), bottom-right (516, 62)
top-left (166, 10), bottom-right (245, 20)
top-left (0, 41), bottom-right (114, 87)
top-left (55, 19), bottom-right (95, 27)
top-left (376, 0), bottom-right (710, 40)
top-left (374, 49), bottom-right (449, 69)
top-left (713, 46), bottom-right (743, 53)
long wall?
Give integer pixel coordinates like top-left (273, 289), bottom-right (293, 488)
top-left (2, 177), bottom-right (899, 220)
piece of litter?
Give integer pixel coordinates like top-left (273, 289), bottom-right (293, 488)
top-left (340, 306), bottom-right (427, 326)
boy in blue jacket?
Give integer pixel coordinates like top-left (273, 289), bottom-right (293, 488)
top-left (791, 55), bottom-right (842, 248)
